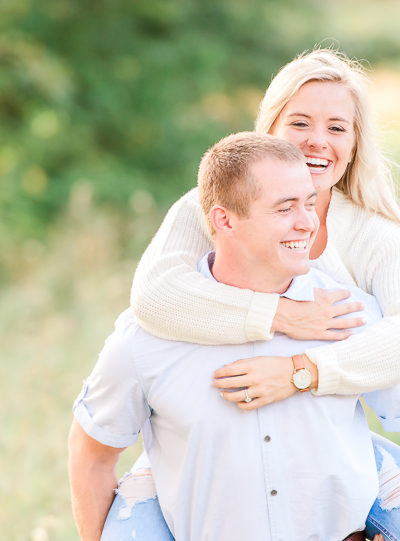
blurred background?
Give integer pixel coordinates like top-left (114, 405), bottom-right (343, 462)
top-left (2, 0), bottom-right (400, 539)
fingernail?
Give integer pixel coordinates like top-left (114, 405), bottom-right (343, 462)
top-left (220, 392), bottom-right (224, 398)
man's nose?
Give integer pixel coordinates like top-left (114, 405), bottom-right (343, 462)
top-left (295, 209), bottom-right (317, 232)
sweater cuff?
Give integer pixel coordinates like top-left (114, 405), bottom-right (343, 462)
top-left (305, 346), bottom-right (340, 396)
top-left (244, 292), bottom-right (279, 342)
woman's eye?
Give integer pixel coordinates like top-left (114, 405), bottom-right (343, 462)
top-left (329, 125), bottom-right (345, 132)
top-left (291, 121), bottom-right (308, 128)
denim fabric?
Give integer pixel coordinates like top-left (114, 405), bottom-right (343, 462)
top-left (365, 432), bottom-right (400, 541)
top-left (101, 473), bottom-right (174, 541)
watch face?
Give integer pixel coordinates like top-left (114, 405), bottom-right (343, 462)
top-left (293, 368), bottom-right (311, 390)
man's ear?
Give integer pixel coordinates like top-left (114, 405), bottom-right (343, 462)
top-left (209, 205), bottom-right (234, 234)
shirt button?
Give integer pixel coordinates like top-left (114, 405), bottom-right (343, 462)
top-left (270, 490), bottom-right (278, 496)
top-left (264, 435), bottom-right (271, 442)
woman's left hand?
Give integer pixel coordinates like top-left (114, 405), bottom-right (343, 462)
top-left (213, 355), bottom-right (297, 410)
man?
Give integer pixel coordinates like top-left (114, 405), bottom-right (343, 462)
top-left (69, 132), bottom-right (394, 541)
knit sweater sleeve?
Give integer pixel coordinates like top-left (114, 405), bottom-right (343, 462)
top-left (306, 196), bottom-right (400, 395)
top-left (130, 188), bottom-right (279, 344)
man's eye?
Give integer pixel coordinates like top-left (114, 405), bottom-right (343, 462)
top-left (278, 208), bottom-right (291, 213)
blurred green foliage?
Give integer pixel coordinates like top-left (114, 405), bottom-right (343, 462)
top-left (3, 1), bottom-right (400, 539)
top-left (2, 0), bottom-right (400, 283)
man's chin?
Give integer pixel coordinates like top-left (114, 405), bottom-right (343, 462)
top-left (290, 262), bottom-right (310, 278)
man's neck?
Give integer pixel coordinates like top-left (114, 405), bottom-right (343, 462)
top-left (210, 248), bottom-right (292, 295)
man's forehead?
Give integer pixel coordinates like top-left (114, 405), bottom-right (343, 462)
top-left (250, 156), bottom-right (309, 180)
top-left (271, 189), bottom-right (317, 206)
top-left (251, 159), bottom-right (314, 202)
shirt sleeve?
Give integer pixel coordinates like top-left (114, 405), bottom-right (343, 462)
top-left (73, 311), bottom-right (151, 448)
top-left (131, 188), bottom-right (279, 344)
top-left (306, 212), bottom-right (400, 396)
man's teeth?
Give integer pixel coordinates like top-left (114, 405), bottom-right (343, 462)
top-left (306, 157), bottom-right (329, 167)
top-left (281, 240), bottom-right (307, 250)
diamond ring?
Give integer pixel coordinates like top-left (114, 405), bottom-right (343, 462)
top-left (244, 389), bottom-right (252, 403)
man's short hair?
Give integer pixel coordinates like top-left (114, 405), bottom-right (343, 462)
top-left (198, 131), bottom-right (305, 233)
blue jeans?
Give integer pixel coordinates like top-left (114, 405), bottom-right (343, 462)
top-left (365, 433), bottom-right (400, 541)
top-left (101, 470), bottom-right (174, 541)
top-left (102, 432), bottom-right (400, 541)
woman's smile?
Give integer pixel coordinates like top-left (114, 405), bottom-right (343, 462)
top-left (271, 80), bottom-right (355, 195)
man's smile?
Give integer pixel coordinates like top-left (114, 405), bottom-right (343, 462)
top-left (281, 239), bottom-right (308, 251)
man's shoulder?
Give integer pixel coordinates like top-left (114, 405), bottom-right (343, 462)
top-left (108, 308), bottom-right (195, 362)
top-left (307, 268), bottom-right (382, 319)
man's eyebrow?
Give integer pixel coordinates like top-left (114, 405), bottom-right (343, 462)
top-left (287, 112), bottom-right (351, 124)
top-left (273, 191), bottom-right (317, 207)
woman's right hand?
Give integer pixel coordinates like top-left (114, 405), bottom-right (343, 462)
top-left (271, 288), bottom-right (366, 341)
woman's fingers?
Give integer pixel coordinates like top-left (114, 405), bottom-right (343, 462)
top-left (321, 330), bottom-right (352, 341)
top-left (213, 359), bottom-right (249, 379)
top-left (274, 289), bottom-right (366, 341)
top-left (329, 301), bottom-right (364, 318)
top-left (326, 316), bottom-right (365, 330)
top-left (237, 397), bottom-right (265, 410)
top-left (213, 375), bottom-right (250, 390)
top-left (314, 288), bottom-right (350, 303)
top-left (219, 388), bottom-right (251, 403)
top-left (216, 355), bottom-right (297, 409)
top-left (219, 387), bottom-right (266, 410)
top-left (315, 290), bottom-right (365, 329)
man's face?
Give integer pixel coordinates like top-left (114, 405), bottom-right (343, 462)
top-left (231, 158), bottom-right (318, 292)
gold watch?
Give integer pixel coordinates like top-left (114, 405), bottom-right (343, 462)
top-left (291, 354), bottom-right (311, 392)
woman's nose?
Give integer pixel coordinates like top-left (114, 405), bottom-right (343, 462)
top-left (306, 128), bottom-right (328, 149)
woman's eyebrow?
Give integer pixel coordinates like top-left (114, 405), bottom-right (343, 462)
top-left (287, 112), bottom-right (351, 124)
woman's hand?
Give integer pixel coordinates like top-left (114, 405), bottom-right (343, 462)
top-left (213, 355), bottom-right (308, 410)
top-left (271, 288), bottom-right (365, 341)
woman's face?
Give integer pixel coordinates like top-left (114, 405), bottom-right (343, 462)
top-left (271, 81), bottom-right (356, 194)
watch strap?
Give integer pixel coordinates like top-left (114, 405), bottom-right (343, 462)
top-left (292, 354), bottom-right (305, 371)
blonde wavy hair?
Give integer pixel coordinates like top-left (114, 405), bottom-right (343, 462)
top-left (255, 48), bottom-right (400, 223)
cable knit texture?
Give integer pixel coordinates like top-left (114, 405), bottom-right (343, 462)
top-left (131, 187), bottom-right (400, 395)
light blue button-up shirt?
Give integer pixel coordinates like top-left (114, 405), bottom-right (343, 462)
top-left (74, 253), bottom-right (400, 541)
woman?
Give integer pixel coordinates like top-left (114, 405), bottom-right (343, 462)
top-left (103, 49), bottom-right (400, 541)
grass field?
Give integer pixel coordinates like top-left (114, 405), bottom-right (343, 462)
top-left (2, 204), bottom-right (155, 540)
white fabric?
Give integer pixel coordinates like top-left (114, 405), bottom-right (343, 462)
top-left (131, 187), bottom-right (400, 395)
top-left (75, 256), bottom-right (400, 541)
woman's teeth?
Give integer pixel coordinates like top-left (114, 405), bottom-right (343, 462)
top-left (281, 240), bottom-right (307, 250)
top-left (306, 157), bottom-right (329, 168)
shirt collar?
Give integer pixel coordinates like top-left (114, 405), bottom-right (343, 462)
top-left (197, 251), bottom-right (315, 302)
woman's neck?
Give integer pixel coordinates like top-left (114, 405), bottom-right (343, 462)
top-left (315, 189), bottom-right (332, 226)
top-left (310, 189), bottom-right (332, 260)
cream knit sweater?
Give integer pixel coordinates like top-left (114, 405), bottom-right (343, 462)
top-left (131, 187), bottom-right (400, 396)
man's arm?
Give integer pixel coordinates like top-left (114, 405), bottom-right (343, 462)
top-left (68, 419), bottom-right (125, 541)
